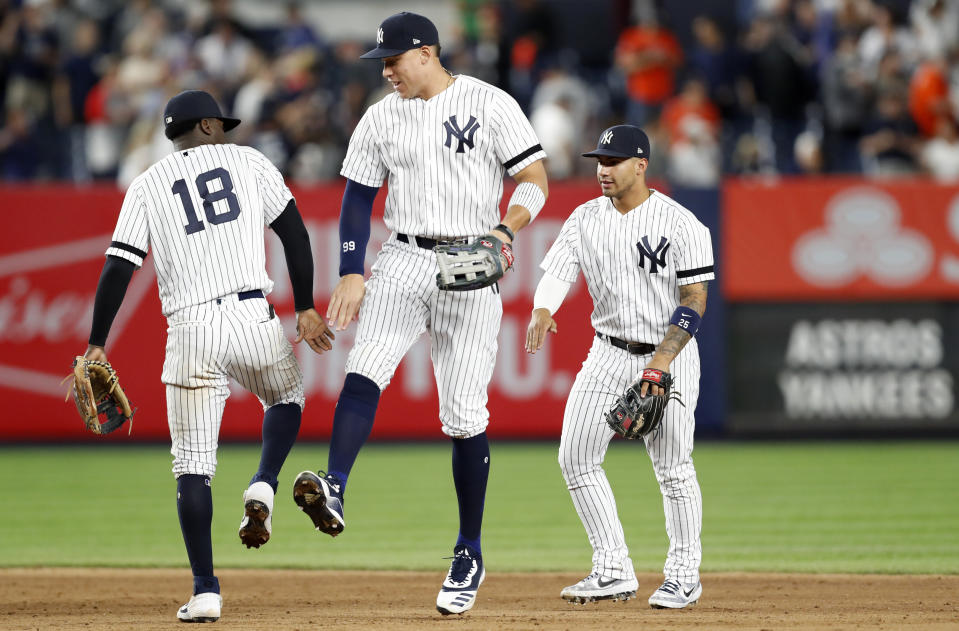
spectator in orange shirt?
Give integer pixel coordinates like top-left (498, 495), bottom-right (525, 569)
top-left (661, 76), bottom-right (722, 186)
top-left (661, 76), bottom-right (721, 144)
top-left (614, 13), bottom-right (682, 127)
top-left (909, 58), bottom-right (951, 138)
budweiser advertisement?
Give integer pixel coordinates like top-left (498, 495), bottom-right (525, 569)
top-left (723, 178), bottom-right (959, 300)
top-left (0, 183), bottom-right (611, 441)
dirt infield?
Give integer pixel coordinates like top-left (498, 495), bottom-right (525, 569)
top-left (2, 568), bottom-right (957, 630)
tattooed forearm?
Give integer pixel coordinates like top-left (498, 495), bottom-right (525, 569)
top-left (678, 281), bottom-right (708, 316)
top-left (649, 281), bottom-right (709, 368)
top-left (655, 326), bottom-right (689, 360)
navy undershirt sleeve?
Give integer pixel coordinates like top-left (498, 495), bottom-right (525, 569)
top-left (338, 179), bottom-right (379, 277)
top-left (270, 199), bottom-right (315, 312)
top-left (89, 255), bottom-right (136, 347)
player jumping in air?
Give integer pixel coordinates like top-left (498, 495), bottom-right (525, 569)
top-left (291, 11), bottom-right (548, 616)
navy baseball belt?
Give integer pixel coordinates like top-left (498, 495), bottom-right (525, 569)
top-left (397, 233), bottom-right (469, 250)
top-left (215, 290), bottom-right (263, 305)
top-left (596, 332), bottom-right (655, 356)
top-left (213, 290), bottom-right (263, 306)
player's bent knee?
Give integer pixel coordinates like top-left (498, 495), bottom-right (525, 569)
top-left (655, 466), bottom-right (698, 493)
top-left (441, 421), bottom-right (488, 440)
top-left (173, 457), bottom-right (217, 479)
top-left (344, 344), bottom-right (397, 391)
top-left (559, 464), bottom-right (587, 486)
top-left (558, 457), bottom-right (575, 482)
top-left (263, 393), bottom-right (305, 411)
top-left (558, 452), bottom-right (603, 486)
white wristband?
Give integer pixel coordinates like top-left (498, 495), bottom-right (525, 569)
top-left (509, 181), bottom-right (546, 222)
top-left (533, 272), bottom-right (572, 315)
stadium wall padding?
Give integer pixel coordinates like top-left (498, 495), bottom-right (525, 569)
top-left (3, 181), bottom-right (728, 441)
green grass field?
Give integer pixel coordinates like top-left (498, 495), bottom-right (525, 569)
top-left (2, 441), bottom-right (957, 574)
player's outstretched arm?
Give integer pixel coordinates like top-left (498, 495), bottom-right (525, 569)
top-left (270, 200), bottom-right (318, 317)
top-left (295, 308), bottom-right (335, 354)
top-left (526, 272), bottom-right (571, 353)
top-left (327, 274), bottom-right (366, 332)
top-left (525, 308), bottom-right (557, 354)
top-left (640, 281), bottom-right (708, 397)
top-left (327, 179), bottom-right (379, 330)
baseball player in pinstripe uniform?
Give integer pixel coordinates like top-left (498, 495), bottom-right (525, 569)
top-left (526, 125), bottom-right (713, 608)
top-left (78, 90), bottom-right (334, 622)
top-left (292, 12), bottom-right (548, 616)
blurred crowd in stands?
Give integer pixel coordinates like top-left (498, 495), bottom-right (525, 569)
top-left (2, 0), bottom-right (959, 187)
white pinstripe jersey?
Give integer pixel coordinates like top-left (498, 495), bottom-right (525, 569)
top-left (341, 74), bottom-right (546, 238)
top-left (541, 190), bottom-right (715, 344)
top-left (106, 144), bottom-right (293, 316)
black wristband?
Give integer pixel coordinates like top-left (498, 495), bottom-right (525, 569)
top-left (494, 223), bottom-right (515, 241)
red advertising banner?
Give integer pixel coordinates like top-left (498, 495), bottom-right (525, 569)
top-left (723, 178), bottom-right (959, 300)
top-left (0, 182), bottom-right (604, 442)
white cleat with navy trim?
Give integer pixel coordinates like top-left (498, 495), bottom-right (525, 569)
top-left (648, 578), bottom-right (702, 609)
top-left (560, 573), bottom-right (639, 604)
top-left (436, 545), bottom-right (485, 615)
top-left (177, 592), bottom-right (222, 623)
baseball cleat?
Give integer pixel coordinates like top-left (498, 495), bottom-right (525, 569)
top-left (436, 545), bottom-right (485, 615)
top-left (648, 578), bottom-right (702, 609)
top-left (293, 471), bottom-right (345, 536)
top-left (238, 481), bottom-right (274, 548)
top-left (560, 573), bottom-right (639, 604)
top-left (177, 592), bottom-right (221, 623)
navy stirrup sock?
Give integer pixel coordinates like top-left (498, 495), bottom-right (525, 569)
top-left (176, 474), bottom-right (218, 592)
top-left (251, 402), bottom-right (302, 492)
top-left (452, 432), bottom-right (490, 555)
top-left (327, 373), bottom-right (381, 490)
top-left (193, 575), bottom-right (220, 596)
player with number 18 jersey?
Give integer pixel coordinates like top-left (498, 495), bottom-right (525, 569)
top-left (109, 143), bottom-right (288, 315)
top-left (87, 90), bottom-right (334, 623)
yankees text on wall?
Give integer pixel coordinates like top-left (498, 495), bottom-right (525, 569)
top-left (778, 318), bottom-right (953, 420)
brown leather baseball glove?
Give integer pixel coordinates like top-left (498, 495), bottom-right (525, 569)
top-left (69, 356), bottom-right (135, 435)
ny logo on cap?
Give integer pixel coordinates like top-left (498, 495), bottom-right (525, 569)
top-left (376, 27), bottom-right (384, 44)
top-left (601, 130), bottom-right (614, 144)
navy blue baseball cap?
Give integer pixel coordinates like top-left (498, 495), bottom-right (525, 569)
top-left (359, 12), bottom-right (439, 59)
top-left (163, 90), bottom-right (240, 139)
top-left (582, 125), bottom-right (651, 161)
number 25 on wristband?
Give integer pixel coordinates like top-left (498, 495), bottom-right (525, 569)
top-left (669, 307), bottom-right (702, 336)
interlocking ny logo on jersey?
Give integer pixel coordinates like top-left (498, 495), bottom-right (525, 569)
top-left (443, 115), bottom-right (480, 153)
top-left (636, 236), bottom-right (670, 273)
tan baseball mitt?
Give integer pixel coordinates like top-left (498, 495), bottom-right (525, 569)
top-left (69, 356), bottom-right (135, 435)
